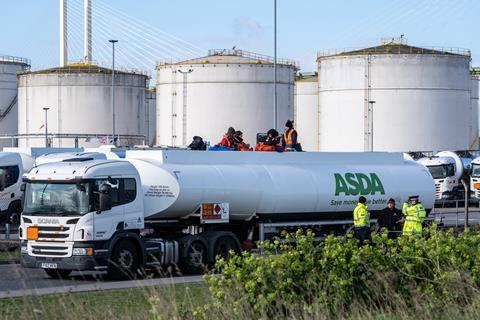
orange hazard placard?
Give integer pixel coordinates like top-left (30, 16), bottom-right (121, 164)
top-left (200, 203), bottom-right (229, 224)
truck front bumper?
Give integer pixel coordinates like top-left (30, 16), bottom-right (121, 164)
top-left (20, 254), bottom-right (101, 271)
top-left (20, 242), bottom-right (110, 271)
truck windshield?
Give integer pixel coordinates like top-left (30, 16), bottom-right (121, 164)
top-left (472, 164), bottom-right (480, 177)
top-left (0, 165), bottom-right (20, 190)
top-left (23, 182), bottom-right (91, 216)
top-left (427, 164), bottom-right (454, 179)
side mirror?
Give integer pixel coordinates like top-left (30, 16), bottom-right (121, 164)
top-left (97, 184), bottom-right (112, 213)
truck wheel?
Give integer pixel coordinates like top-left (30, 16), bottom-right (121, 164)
top-left (7, 205), bottom-right (21, 225)
top-left (108, 240), bottom-right (139, 280)
top-left (181, 241), bottom-right (207, 275)
top-left (213, 235), bottom-right (239, 263)
top-left (44, 269), bottom-right (72, 279)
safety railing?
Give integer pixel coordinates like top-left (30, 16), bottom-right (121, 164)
top-left (0, 133), bottom-right (147, 148)
top-left (157, 49), bottom-right (299, 68)
top-left (25, 61), bottom-right (151, 78)
top-left (0, 55), bottom-right (31, 66)
top-left (0, 224), bottom-right (17, 240)
top-left (318, 46), bottom-right (471, 58)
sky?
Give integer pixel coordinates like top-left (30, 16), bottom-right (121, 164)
top-left (0, 0), bottom-right (479, 73)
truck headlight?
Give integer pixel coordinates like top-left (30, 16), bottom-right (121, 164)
top-left (21, 246), bottom-right (27, 254)
top-left (72, 248), bottom-right (93, 256)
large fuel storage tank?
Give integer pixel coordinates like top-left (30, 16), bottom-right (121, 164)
top-left (0, 55), bottom-right (30, 149)
top-left (294, 72), bottom-right (318, 151)
top-left (17, 64), bottom-right (150, 148)
top-left (317, 40), bottom-right (473, 152)
top-left (156, 49), bottom-right (296, 147)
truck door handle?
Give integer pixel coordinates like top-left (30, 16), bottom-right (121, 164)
top-left (11, 193), bottom-right (14, 198)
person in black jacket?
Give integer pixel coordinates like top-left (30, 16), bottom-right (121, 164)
top-left (376, 198), bottom-right (402, 238)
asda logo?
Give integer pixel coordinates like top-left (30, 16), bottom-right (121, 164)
top-left (334, 173), bottom-right (385, 196)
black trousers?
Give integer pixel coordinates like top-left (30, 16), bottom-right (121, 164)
top-left (354, 226), bottom-right (372, 244)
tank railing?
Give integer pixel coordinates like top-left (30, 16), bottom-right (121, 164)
top-left (0, 55), bottom-right (31, 67)
top-left (208, 49), bottom-right (298, 67)
top-left (157, 49), bottom-right (299, 68)
top-left (318, 46), bottom-right (471, 58)
top-left (0, 133), bottom-right (147, 148)
top-left (25, 62), bottom-right (151, 78)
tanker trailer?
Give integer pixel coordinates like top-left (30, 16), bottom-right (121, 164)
top-left (19, 150), bottom-right (435, 279)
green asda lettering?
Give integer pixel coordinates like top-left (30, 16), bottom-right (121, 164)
top-left (334, 173), bottom-right (385, 196)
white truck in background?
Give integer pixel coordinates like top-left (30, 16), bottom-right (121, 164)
top-left (0, 152), bottom-right (35, 224)
top-left (417, 151), bottom-right (474, 202)
top-left (19, 150), bottom-right (435, 280)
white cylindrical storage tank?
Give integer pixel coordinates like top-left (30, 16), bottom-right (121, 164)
top-left (294, 73), bottom-right (318, 151)
top-left (17, 65), bottom-right (149, 148)
top-left (0, 55), bottom-right (30, 149)
top-left (317, 41), bottom-right (472, 152)
top-left (156, 49), bottom-right (296, 147)
top-left (146, 88), bottom-right (156, 146)
top-left (471, 75), bottom-right (479, 148)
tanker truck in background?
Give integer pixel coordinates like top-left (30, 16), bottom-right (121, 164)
top-left (19, 150), bottom-right (435, 279)
top-left (416, 151), bottom-right (474, 202)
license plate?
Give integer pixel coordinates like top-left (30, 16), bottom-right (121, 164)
top-left (40, 263), bottom-right (57, 269)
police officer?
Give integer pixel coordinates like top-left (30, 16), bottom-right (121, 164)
top-left (353, 196), bottom-right (371, 244)
top-left (402, 195), bottom-right (427, 236)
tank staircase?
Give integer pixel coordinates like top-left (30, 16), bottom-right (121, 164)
top-left (0, 95), bottom-right (17, 121)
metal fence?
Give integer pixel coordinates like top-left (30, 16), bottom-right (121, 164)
top-left (0, 133), bottom-right (147, 148)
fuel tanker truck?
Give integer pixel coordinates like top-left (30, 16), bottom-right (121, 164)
top-left (19, 150), bottom-right (435, 279)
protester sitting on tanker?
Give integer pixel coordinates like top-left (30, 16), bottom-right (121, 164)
top-left (188, 136), bottom-right (207, 150)
top-left (255, 129), bottom-right (284, 152)
top-left (376, 198), bottom-right (402, 238)
top-left (216, 127), bottom-right (236, 149)
top-left (282, 120), bottom-right (302, 152)
top-left (233, 131), bottom-right (252, 151)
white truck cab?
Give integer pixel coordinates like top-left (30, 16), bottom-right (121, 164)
top-left (20, 156), bottom-right (144, 277)
top-left (417, 156), bottom-right (457, 200)
top-left (0, 152), bottom-right (35, 224)
top-left (470, 157), bottom-right (480, 199)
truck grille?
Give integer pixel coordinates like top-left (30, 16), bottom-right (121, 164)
top-left (37, 226), bottom-right (70, 242)
top-left (435, 184), bottom-right (441, 199)
top-left (28, 243), bottom-right (72, 257)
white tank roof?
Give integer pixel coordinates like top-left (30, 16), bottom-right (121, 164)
top-left (158, 49), bottom-right (297, 67)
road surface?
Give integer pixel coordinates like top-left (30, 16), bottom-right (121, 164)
top-left (0, 264), bottom-right (203, 299)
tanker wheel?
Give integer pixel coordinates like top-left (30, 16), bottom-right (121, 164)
top-left (213, 235), bottom-right (239, 263)
top-left (108, 240), bottom-right (139, 280)
top-left (44, 269), bottom-right (72, 279)
top-left (181, 241), bottom-right (207, 275)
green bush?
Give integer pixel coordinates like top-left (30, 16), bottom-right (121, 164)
top-left (200, 227), bottom-right (480, 318)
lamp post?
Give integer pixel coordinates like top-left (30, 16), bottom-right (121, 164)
top-left (273, 0), bottom-right (277, 130)
top-left (368, 100), bottom-right (376, 152)
top-left (43, 107), bottom-right (50, 147)
top-left (109, 39), bottom-right (118, 146)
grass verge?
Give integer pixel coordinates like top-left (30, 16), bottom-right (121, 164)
top-left (0, 249), bottom-right (19, 262)
top-left (0, 282), bottom-right (209, 320)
